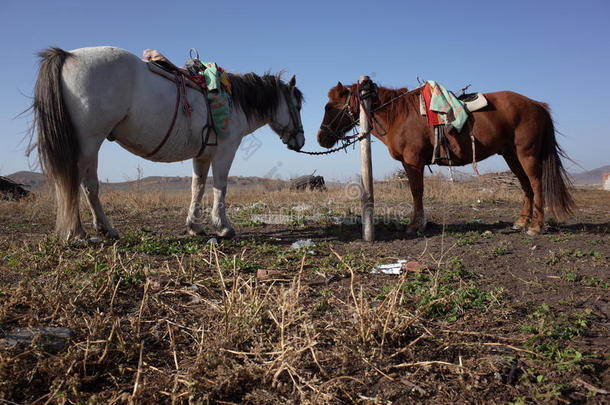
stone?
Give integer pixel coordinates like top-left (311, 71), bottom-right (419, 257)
top-left (3, 327), bottom-right (74, 353)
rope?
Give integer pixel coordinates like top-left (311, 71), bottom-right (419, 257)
top-left (291, 88), bottom-right (412, 157)
top-left (293, 128), bottom-right (370, 156)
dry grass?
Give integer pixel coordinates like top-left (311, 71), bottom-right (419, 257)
top-left (0, 179), bottom-right (607, 404)
top-left (0, 238), bottom-right (485, 403)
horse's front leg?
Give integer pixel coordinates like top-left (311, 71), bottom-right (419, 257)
top-left (210, 139), bottom-right (240, 238)
top-left (186, 156), bottom-right (212, 235)
top-left (402, 161), bottom-right (426, 234)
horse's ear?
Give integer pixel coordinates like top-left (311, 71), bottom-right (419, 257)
top-left (336, 81), bottom-right (344, 89)
top-left (288, 75), bottom-right (296, 88)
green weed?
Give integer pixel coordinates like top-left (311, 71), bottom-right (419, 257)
top-left (493, 243), bottom-right (511, 256)
top-left (401, 271), bottom-right (498, 322)
top-left (522, 305), bottom-right (594, 367)
top-left (585, 277), bottom-right (610, 289)
top-left (561, 269), bottom-right (580, 282)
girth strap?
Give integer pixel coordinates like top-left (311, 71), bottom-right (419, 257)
top-left (144, 69), bottom-right (213, 160)
top-left (144, 74), bottom-right (185, 159)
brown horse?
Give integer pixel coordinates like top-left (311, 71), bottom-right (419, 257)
top-left (317, 82), bottom-right (574, 235)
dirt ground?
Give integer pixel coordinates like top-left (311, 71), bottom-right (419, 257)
top-left (0, 181), bottom-right (608, 404)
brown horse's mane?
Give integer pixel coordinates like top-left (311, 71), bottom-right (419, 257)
top-left (374, 86), bottom-right (420, 119)
top-left (342, 84), bottom-right (421, 119)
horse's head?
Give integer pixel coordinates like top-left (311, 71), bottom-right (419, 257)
top-left (269, 75), bottom-right (305, 151)
top-left (317, 82), bottom-right (358, 148)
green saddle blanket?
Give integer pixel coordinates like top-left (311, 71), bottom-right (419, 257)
top-left (186, 59), bottom-right (232, 137)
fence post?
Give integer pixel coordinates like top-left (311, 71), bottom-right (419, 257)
top-left (358, 75), bottom-right (375, 242)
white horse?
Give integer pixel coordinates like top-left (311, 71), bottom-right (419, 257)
top-left (32, 46), bottom-right (304, 240)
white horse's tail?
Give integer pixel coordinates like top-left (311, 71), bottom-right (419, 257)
top-left (33, 48), bottom-right (80, 237)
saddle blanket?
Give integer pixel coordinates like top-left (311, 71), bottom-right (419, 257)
top-left (420, 80), bottom-right (468, 132)
top-left (186, 60), bottom-right (232, 138)
top-left (142, 49), bottom-right (232, 137)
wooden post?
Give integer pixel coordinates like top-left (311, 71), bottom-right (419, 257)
top-left (358, 75), bottom-right (375, 242)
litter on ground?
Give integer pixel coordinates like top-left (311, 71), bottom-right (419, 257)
top-left (372, 260), bottom-right (425, 275)
top-left (290, 239), bottom-right (315, 250)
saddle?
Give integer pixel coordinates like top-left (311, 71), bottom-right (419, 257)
top-left (458, 92), bottom-right (488, 112)
top-left (135, 49), bottom-right (214, 159)
top-left (422, 83), bottom-right (486, 174)
top-left (143, 49), bottom-right (203, 92)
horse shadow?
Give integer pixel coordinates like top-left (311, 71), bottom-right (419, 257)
top-left (237, 219), bottom-right (609, 246)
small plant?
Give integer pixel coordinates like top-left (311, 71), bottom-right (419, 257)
top-left (521, 305), bottom-right (594, 367)
top-left (402, 270), bottom-right (498, 322)
top-left (545, 251), bottom-right (559, 265)
top-left (423, 285), bottom-right (495, 321)
top-left (455, 231), bottom-right (478, 246)
top-left (585, 277), bottom-right (610, 289)
top-left (561, 268), bottom-right (580, 282)
top-left (572, 249), bottom-right (585, 258)
top-left (493, 243), bottom-right (511, 256)
top-left (219, 256), bottom-right (259, 274)
top-left (314, 288), bottom-right (334, 312)
top-left (375, 285), bottom-right (393, 300)
top-left (441, 257), bottom-right (468, 281)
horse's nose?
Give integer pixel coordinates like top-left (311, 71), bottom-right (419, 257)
top-left (317, 128), bottom-right (335, 148)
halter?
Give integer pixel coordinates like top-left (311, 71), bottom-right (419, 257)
top-left (277, 85), bottom-right (304, 137)
top-left (320, 87), bottom-right (359, 141)
top-left (286, 86), bottom-right (304, 134)
top-left (321, 82), bottom-right (390, 142)
top-left (294, 84), bottom-right (413, 156)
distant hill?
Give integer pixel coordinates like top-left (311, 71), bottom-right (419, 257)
top-left (7, 165), bottom-right (609, 191)
top-left (7, 171), bottom-right (46, 188)
top-left (5, 171), bottom-right (288, 191)
top-left (569, 165), bottom-right (610, 185)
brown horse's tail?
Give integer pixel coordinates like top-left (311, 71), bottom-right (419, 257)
top-left (33, 47), bottom-right (80, 237)
top-left (539, 103), bottom-right (575, 220)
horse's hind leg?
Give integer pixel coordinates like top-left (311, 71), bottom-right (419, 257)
top-left (54, 183), bottom-right (86, 240)
top-left (402, 160), bottom-right (426, 233)
top-left (80, 154), bottom-right (118, 238)
top-left (186, 156), bottom-right (212, 235)
top-left (515, 148), bottom-right (544, 235)
top-left (502, 151), bottom-right (533, 230)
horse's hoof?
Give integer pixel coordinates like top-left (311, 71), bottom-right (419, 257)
top-left (103, 229), bottom-right (120, 240)
top-left (406, 226), bottom-right (425, 235)
top-left (512, 222), bottom-right (530, 231)
top-left (216, 228), bottom-right (236, 239)
top-left (187, 224), bottom-right (205, 236)
top-left (405, 226), bottom-right (418, 235)
top-left (67, 230), bottom-right (88, 242)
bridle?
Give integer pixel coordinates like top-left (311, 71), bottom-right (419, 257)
top-left (320, 84), bottom-right (412, 143)
top-left (290, 80), bottom-right (413, 156)
top-left (320, 86), bottom-right (359, 141)
top-left (274, 85), bottom-right (304, 142)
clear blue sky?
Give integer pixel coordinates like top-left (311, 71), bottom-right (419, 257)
top-left (1, 0), bottom-right (609, 182)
